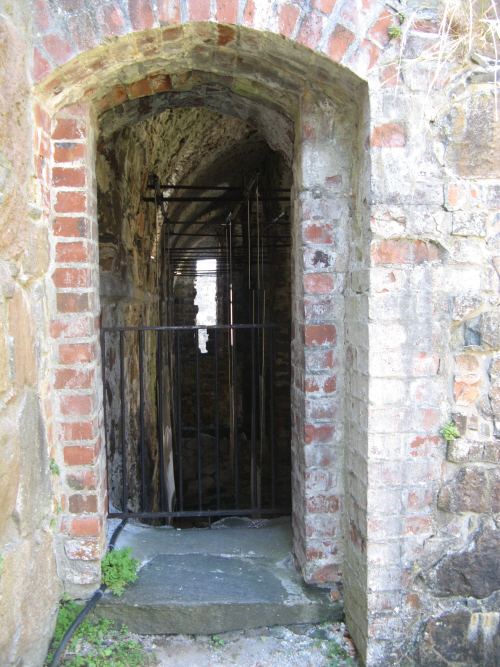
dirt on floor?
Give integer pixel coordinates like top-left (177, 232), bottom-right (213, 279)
top-left (135, 622), bottom-right (359, 667)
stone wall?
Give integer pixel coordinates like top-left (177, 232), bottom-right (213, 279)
top-left (0, 0), bottom-right (498, 665)
top-left (0, 1), bottom-right (62, 665)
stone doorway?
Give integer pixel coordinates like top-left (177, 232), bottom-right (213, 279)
top-left (34, 22), bottom-right (369, 661)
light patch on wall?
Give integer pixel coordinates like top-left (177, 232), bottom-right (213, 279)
top-left (195, 259), bottom-right (217, 353)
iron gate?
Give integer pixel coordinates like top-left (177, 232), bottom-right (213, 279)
top-left (101, 323), bottom-right (291, 521)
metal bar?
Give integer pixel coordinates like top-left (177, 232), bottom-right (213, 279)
top-left (252, 327), bottom-right (257, 509)
top-left (149, 184), bottom-right (290, 192)
top-left (214, 328), bottom-right (220, 511)
top-left (109, 508), bottom-right (291, 519)
top-left (120, 331), bottom-right (127, 512)
top-left (157, 330), bottom-right (165, 512)
top-left (138, 330), bottom-right (146, 512)
top-left (195, 331), bottom-right (202, 511)
top-left (176, 330), bottom-right (183, 512)
top-left (233, 327), bottom-right (238, 509)
top-left (142, 196), bottom-right (290, 203)
top-left (103, 324), bottom-right (289, 331)
top-left (270, 327), bottom-right (276, 509)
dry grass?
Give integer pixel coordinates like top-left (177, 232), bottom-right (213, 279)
top-left (393, 0), bottom-right (500, 115)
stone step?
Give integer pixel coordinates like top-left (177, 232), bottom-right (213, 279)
top-left (93, 518), bottom-right (343, 635)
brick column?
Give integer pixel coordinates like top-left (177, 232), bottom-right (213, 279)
top-left (291, 90), bottom-right (352, 587)
top-left (48, 101), bottom-right (106, 594)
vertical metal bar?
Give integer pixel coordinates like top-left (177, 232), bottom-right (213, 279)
top-left (157, 330), bottom-right (165, 513)
top-left (120, 331), bottom-right (127, 513)
top-left (139, 330), bottom-right (146, 512)
top-left (196, 331), bottom-right (202, 511)
top-left (101, 326), bottom-right (109, 514)
top-left (251, 328), bottom-right (257, 509)
top-left (214, 329), bottom-right (220, 511)
top-left (270, 327), bottom-right (275, 509)
top-left (233, 326), bottom-right (239, 509)
top-left (176, 330), bottom-right (183, 512)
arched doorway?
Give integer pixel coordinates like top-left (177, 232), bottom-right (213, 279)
top-left (35, 22), bottom-right (371, 662)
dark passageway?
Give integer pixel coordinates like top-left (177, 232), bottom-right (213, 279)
top-left (98, 106), bottom-right (293, 525)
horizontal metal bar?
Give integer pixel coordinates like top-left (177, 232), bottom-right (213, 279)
top-left (168, 221), bottom-right (291, 226)
top-left (143, 196), bottom-right (290, 203)
top-left (108, 508), bottom-right (291, 519)
top-left (102, 323), bottom-right (289, 332)
top-left (148, 184), bottom-right (290, 192)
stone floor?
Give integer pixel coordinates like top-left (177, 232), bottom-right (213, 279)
top-left (95, 517), bottom-right (343, 635)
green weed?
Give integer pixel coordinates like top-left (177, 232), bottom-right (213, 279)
top-left (44, 599), bottom-right (157, 667)
top-left (211, 635), bottom-right (225, 647)
top-left (49, 458), bottom-right (60, 475)
top-left (101, 547), bottom-right (140, 596)
top-left (440, 420), bottom-right (461, 441)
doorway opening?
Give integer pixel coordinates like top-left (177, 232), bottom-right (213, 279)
top-left (100, 107), bottom-right (293, 528)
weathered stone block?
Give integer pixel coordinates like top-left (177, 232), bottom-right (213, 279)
top-left (452, 211), bottom-right (487, 236)
top-left (438, 467), bottom-right (489, 513)
top-left (478, 309), bottom-right (500, 349)
top-left (451, 294), bottom-right (483, 321)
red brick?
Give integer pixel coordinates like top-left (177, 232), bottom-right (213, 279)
top-left (371, 123), bottom-right (407, 148)
top-left (412, 352), bottom-right (439, 375)
top-left (64, 445), bottom-right (95, 466)
top-left (448, 183), bottom-right (459, 207)
top-left (52, 118), bottom-right (86, 141)
top-left (243, 0), bottom-right (256, 26)
top-left (358, 39), bottom-right (381, 70)
top-left (216, 0), bottom-right (238, 24)
top-left (129, 78), bottom-right (152, 99)
top-left (69, 493), bottom-right (98, 514)
top-left (32, 47), bottom-right (52, 83)
top-left (34, 0), bottom-right (52, 32)
top-left (55, 368), bottom-right (93, 390)
top-left (61, 394), bottom-right (92, 416)
top-left (297, 12), bottom-right (324, 50)
top-left (454, 378), bottom-right (480, 406)
top-left (410, 435), bottom-right (439, 457)
top-left (109, 85), bottom-right (128, 107)
top-left (307, 494), bottom-right (340, 513)
top-left (50, 317), bottom-right (90, 338)
top-left (59, 343), bottom-right (92, 364)
top-left (60, 421), bottom-right (95, 441)
top-left (54, 191), bottom-right (86, 214)
top-left (97, 3), bottom-right (126, 37)
top-left (53, 142), bottom-right (87, 163)
top-left (408, 489), bottom-right (433, 511)
top-left (187, 0), bottom-right (211, 21)
top-left (217, 24), bottom-right (237, 45)
top-left (405, 516), bottom-right (433, 535)
top-left (52, 268), bottom-right (90, 289)
top-left (304, 273), bottom-right (334, 294)
top-left (339, 0), bottom-right (359, 28)
top-left (371, 240), bottom-right (439, 264)
top-left (52, 167), bottom-right (86, 188)
top-left (305, 324), bottom-right (336, 346)
top-left (369, 8), bottom-right (397, 47)
top-left (66, 469), bottom-right (97, 489)
top-left (43, 33), bottom-right (74, 66)
top-left (65, 538), bottom-right (101, 560)
top-left (313, 0), bottom-right (337, 13)
top-left (149, 73), bottom-right (171, 93)
top-left (55, 241), bottom-right (88, 263)
top-left (57, 293), bottom-right (89, 313)
top-left (305, 424), bottom-right (335, 444)
top-left (69, 517), bottom-right (100, 537)
top-left (276, 3), bottom-right (301, 38)
top-left (308, 563), bottom-right (342, 583)
top-left (53, 216), bottom-right (89, 238)
top-left (129, 0), bottom-right (154, 29)
top-left (327, 24), bottom-right (355, 62)
top-left (158, 0), bottom-right (181, 23)
top-left (303, 222), bottom-right (333, 244)
top-left (380, 64), bottom-right (403, 87)
top-left (68, 13), bottom-right (98, 51)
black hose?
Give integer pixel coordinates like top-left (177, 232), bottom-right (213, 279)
top-left (49, 519), bottom-right (127, 667)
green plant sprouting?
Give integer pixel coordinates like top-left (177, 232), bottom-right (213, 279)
top-left (323, 639), bottom-right (355, 667)
top-left (440, 420), bottom-right (461, 440)
top-left (211, 635), bottom-right (225, 647)
top-left (101, 547), bottom-right (140, 597)
top-left (49, 458), bottom-right (60, 475)
top-left (388, 24), bottom-right (403, 39)
top-left (0, 553), bottom-right (3, 575)
top-left (44, 598), bottom-right (157, 666)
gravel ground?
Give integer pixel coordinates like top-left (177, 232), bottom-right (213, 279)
top-left (134, 623), bottom-right (359, 667)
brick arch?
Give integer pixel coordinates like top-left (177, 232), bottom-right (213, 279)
top-left (32, 0), bottom-right (398, 94)
top-left (32, 13), bottom-right (378, 664)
